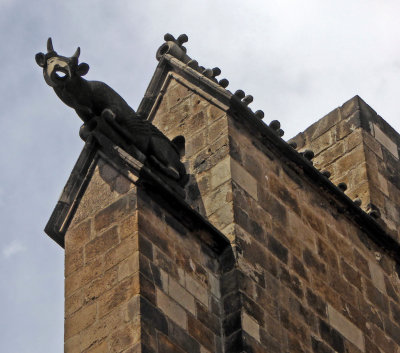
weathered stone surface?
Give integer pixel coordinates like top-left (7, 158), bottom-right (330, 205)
top-left (327, 305), bottom-right (365, 352)
top-left (60, 66), bottom-right (400, 353)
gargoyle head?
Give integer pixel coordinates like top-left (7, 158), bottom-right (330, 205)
top-left (35, 38), bottom-right (89, 87)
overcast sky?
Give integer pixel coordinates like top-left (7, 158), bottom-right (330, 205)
top-left (1, 1), bottom-right (399, 351)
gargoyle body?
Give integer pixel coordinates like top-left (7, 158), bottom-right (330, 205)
top-left (36, 38), bottom-right (186, 184)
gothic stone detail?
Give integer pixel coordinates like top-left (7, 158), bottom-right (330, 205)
top-left (35, 38), bottom-right (187, 185)
top-left (46, 35), bottom-right (400, 353)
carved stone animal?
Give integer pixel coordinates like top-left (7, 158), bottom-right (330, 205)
top-left (35, 38), bottom-right (186, 184)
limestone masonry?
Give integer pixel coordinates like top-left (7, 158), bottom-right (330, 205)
top-left (45, 35), bottom-right (400, 352)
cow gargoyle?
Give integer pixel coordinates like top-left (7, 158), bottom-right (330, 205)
top-left (35, 38), bottom-right (187, 185)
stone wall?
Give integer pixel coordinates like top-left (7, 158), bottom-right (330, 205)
top-left (63, 157), bottom-right (236, 353)
top-left (64, 160), bottom-right (139, 352)
top-left (150, 74), bottom-right (400, 352)
top-left (227, 117), bottom-right (400, 353)
top-left (290, 96), bottom-right (400, 239)
top-left (59, 68), bottom-right (400, 352)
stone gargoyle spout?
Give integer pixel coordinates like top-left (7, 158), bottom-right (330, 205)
top-left (35, 38), bottom-right (187, 185)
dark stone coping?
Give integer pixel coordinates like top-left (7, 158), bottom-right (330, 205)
top-left (138, 53), bottom-right (400, 263)
top-left (45, 132), bottom-right (231, 255)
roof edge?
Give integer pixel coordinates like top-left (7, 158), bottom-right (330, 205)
top-left (45, 133), bottom-right (231, 254)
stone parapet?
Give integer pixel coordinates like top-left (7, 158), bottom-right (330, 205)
top-left (290, 95), bottom-right (400, 240)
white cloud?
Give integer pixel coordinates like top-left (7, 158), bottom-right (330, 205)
top-left (2, 240), bottom-right (26, 259)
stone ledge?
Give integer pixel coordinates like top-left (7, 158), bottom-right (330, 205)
top-left (45, 133), bottom-right (231, 256)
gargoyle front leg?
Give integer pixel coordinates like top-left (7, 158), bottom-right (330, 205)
top-left (75, 106), bottom-right (95, 123)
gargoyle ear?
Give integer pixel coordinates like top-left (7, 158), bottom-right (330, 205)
top-left (35, 52), bottom-right (46, 67)
top-left (77, 63), bottom-right (89, 76)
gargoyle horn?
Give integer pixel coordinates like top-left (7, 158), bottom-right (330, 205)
top-left (47, 37), bottom-right (55, 53)
top-left (72, 47), bottom-right (80, 59)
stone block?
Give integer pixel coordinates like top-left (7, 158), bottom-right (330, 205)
top-left (168, 277), bottom-right (196, 315)
top-left (327, 304), bottom-right (365, 352)
top-left (65, 257), bottom-right (104, 297)
top-left (208, 115), bottom-right (228, 144)
top-left (104, 234), bottom-right (139, 271)
top-left (314, 140), bottom-right (345, 169)
top-left (335, 111), bottom-right (362, 141)
top-left (118, 252), bottom-right (139, 281)
top-left (65, 302), bottom-right (97, 339)
top-left (85, 226), bottom-right (119, 262)
top-left (362, 130), bottom-right (383, 159)
top-left (83, 267), bottom-right (118, 305)
top-left (85, 340), bottom-right (108, 353)
top-left (168, 319), bottom-right (201, 353)
top-left (65, 219), bottom-right (91, 253)
top-left (364, 278), bottom-right (389, 314)
top-left (196, 301), bottom-right (220, 335)
top-left (209, 157), bottom-right (231, 190)
top-left (267, 234), bottom-right (289, 265)
top-left (166, 80), bottom-right (192, 110)
top-left (318, 318), bottom-right (345, 353)
top-left (186, 130), bottom-right (207, 158)
top-left (140, 214), bottom-right (173, 257)
top-left (208, 273), bottom-right (221, 299)
top-left (290, 254), bottom-right (309, 281)
top-left (188, 315), bottom-right (215, 352)
top-left (368, 261), bottom-right (386, 294)
top-left (185, 273), bottom-right (209, 307)
top-left (65, 248), bottom-right (83, 277)
top-left (70, 165), bottom-right (132, 228)
top-left (268, 174), bottom-right (301, 217)
top-left (301, 206), bottom-right (326, 238)
top-left (308, 128), bottom-right (335, 156)
top-left (65, 289), bottom-right (83, 317)
top-left (64, 335), bottom-right (80, 353)
top-left (109, 322), bottom-right (140, 353)
top-left (341, 259), bottom-right (361, 291)
top-left (203, 181), bottom-right (233, 217)
top-left (305, 107), bottom-right (341, 142)
top-left (242, 312), bottom-right (260, 342)
top-left (120, 213), bottom-right (138, 239)
top-left (157, 333), bottom-right (186, 353)
top-left (94, 197), bottom-right (128, 232)
top-left (230, 158), bottom-right (258, 201)
top-left (157, 289), bottom-right (187, 329)
top-left (208, 202), bottom-right (234, 230)
top-left (373, 124), bottom-right (399, 159)
top-left (334, 144), bottom-right (365, 177)
top-left (98, 275), bottom-right (140, 318)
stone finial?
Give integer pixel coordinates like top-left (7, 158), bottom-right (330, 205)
top-left (212, 67), bottom-right (221, 78)
top-left (157, 33), bottom-right (191, 63)
top-left (255, 110), bottom-right (264, 119)
top-left (242, 95), bottom-right (253, 106)
top-left (269, 120), bottom-right (281, 130)
top-left (176, 34), bottom-right (189, 45)
top-left (187, 60), bottom-right (199, 70)
top-left (234, 90), bottom-right (246, 99)
top-left (303, 150), bottom-right (315, 161)
top-left (337, 182), bottom-right (348, 192)
top-left (366, 204), bottom-right (381, 219)
top-left (202, 68), bottom-right (214, 78)
top-left (321, 170), bottom-right (331, 178)
top-left (218, 78), bottom-right (229, 88)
